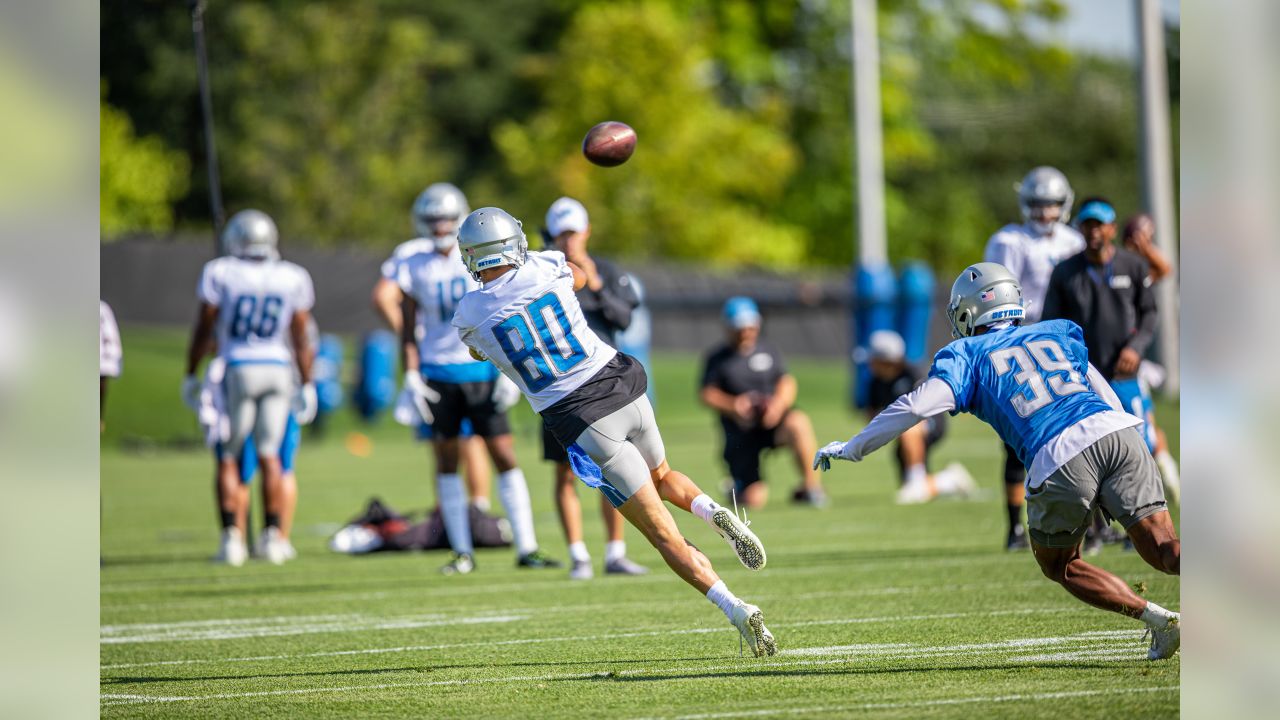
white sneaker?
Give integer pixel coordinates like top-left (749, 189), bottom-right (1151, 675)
top-left (728, 601), bottom-right (777, 657)
top-left (569, 559), bottom-right (594, 580)
top-left (895, 480), bottom-right (933, 505)
top-left (942, 462), bottom-right (977, 498)
top-left (217, 527), bottom-right (247, 567)
top-left (259, 527), bottom-right (289, 566)
top-left (281, 538), bottom-right (298, 560)
top-left (1145, 612), bottom-right (1180, 660)
top-left (710, 509), bottom-right (766, 570)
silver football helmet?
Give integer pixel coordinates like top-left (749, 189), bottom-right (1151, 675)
top-left (412, 183), bottom-right (470, 251)
top-left (1017, 166), bottom-right (1073, 236)
top-left (457, 207), bottom-right (528, 282)
top-left (945, 262), bottom-right (1025, 338)
top-left (221, 209), bottom-right (279, 260)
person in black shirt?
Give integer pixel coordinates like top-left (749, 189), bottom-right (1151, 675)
top-left (865, 330), bottom-right (975, 504)
top-left (700, 297), bottom-right (826, 510)
top-left (539, 197), bottom-right (650, 580)
top-left (1043, 197), bottom-right (1181, 545)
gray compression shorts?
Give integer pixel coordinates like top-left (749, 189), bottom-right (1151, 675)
top-left (571, 394), bottom-right (667, 508)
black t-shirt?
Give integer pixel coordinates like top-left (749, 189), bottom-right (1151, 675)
top-left (868, 365), bottom-right (920, 413)
top-left (1041, 248), bottom-right (1157, 380)
top-left (701, 340), bottom-right (787, 432)
top-left (575, 257), bottom-right (639, 349)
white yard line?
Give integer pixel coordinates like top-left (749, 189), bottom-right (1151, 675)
top-left (100, 636), bottom-right (1171, 707)
top-left (101, 614), bottom-right (525, 645)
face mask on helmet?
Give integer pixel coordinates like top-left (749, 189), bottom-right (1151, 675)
top-left (1017, 167), bottom-right (1073, 236)
top-left (412, 183), bottom-right (470, 249)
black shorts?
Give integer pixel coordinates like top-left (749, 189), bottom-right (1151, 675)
top-left (426, 379), bottom-right (510, 439)
top-left (894, 413), bottom-right (947, 477)
top-left (722, 415), bottom-right (788, 492)
top-left (541, 422), bottom-right (569, 463)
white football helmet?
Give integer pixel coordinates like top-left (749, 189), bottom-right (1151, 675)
top-left (221, 209), bottom-right (279, 260)
top-left (945, 262), bottom-right (1024, 338)
top-left (412, 183), bottom-right (470, 251)
top-left (457, 207), bottom-right (528, 282)
top-left (1017, 166), bottom-right (1073, 236)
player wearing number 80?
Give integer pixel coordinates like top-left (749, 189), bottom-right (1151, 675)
top-left (814, 262), bottom-right (1182, 660)
top-left (453, 208), bottom-right (777, 656)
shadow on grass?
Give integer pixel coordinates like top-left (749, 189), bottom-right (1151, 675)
top-left (573, 661), bottom-right (1137, 684)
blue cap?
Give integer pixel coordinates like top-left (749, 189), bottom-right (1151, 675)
top-left (722, 296), bottom-right (761, 328)
top-left (1076, 200), bottom-right (1116, 225)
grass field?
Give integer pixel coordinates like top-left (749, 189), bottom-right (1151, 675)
top-left (101, 326), bottom-right (1180, 718)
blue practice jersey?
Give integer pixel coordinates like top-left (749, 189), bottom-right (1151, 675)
top-left (928, 320), bottom-right (1113, 469)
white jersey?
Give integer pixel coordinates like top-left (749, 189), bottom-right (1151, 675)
top-left (396, 244), bottom-right (483, 369)
top-left (453, 251), bottom-right (615, 411)
top-left (198, 256), bottom-right (315, 365)
top-left (984, 222), bottom-right (1084, 323)
top-left (379, 237), bottom-right (435, 281)
top-left (100, 300), bottom-right (123, 377)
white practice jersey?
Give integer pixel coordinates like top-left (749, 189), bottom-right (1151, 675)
top-left (453, 251), bottom-right (615, 411)
top-left (396, 244), bottom-right (479, 367)
top-left (380, 237), bottom-right (434, 280)
top-left (198, 256), bottom-right (315, 365)
top-left (984, 222), bottom-right (1084, 323)
top-left (100, 300), bottom-right (122, 377)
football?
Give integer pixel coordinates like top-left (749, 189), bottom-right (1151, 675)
top-left (581, 121), bottom-right (637, 167)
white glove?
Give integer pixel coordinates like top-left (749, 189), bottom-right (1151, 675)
top-left (395, 370), bottom-right (440, 426)
top-left (293, 383), bottom-right (318, 425)
top-left (490, 374), bottom-right (521, 412)
top-left (813, 440), bottom-right (856, 472)
top-left (181, 375), bottom-right (201, 412)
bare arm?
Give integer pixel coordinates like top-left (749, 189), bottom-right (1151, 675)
top-left (290, 310), bottom-right (314, 383)
top-left (400, 294), bottom-right (420, 374)
top-left (372, 278), bottom-right (404, 333)
top-left (185, 303), bottom-right (219, 376)
top-left (566, 261), bottom-right (588, 292)
top-left (699, 385), bottom-right (741, 416)
top-left (762, 374), bottom-right (798, 427)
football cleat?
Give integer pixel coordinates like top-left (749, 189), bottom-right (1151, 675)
top-left (216, 527), bottom-right (247, 567)
top-left (440, 552), bottom-right (475, 576)
top-left (711, 508), bottom-right (767, 571)
top-left (729, 601), bottom-right (777, 657)
top-left (1005, 524), bottom-right (1030, 551)
top-left (1145, 613), bottom-right (1180, 660)
top-left (604, 556), bottom-right (650, 576)
top-left (259, 527), bottom-right (289, 566)
top-left (516, 550), bottom-right (563, 569)
top-left (791, 486), bottom-right (829, 508)
top-left (569, 559), bottom-right (594, 581)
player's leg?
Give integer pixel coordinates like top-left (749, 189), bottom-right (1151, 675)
top-left (218, 367), bottom-right (261, 566)
top-left (1003, 444), bottom-right (1028, 549)
top-left (722, 428), bottom-right (768, 510)
top-left (277, 414), bottom-right (301, 559)
top-left (921, 415), bottom-right (975, 500)
top-left (576, 409), bottom-right (776, 656)
top-left (251, 366), bottom-right (292, 564)
top-left (1098, 428), bottom-right (1180, 578)
top-left (461, 432), bottom-right (492, 512)
top-left (213, 446), bottom-right (247, 566)
top-left (776, 410), bottom-right (827, 506)
top-left (601, 494), bottom-right (647, 575)
top-left (895, 422), bottom-right (935, 504)
top-left (471, 381), bottom-right (557, 568)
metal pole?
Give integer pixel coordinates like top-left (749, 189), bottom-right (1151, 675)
top-left (1137, 0), bottom-right (1179, 396)
top-left (191, 0), bottom-right (226, 251)
top-left (850, 0), bottom-right (886, 266)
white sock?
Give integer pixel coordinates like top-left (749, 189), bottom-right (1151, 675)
top-left (691, 494), bottom-right (721, 523)
top-left (438, 473), bottom-right (474, 555)
top-left (904, 463), bottom-right (927, 489)
top-left (1140, 601), bottom-right (1177, 628)
top-left (498, 469), bottom-right (538, 556)
top-left (605, 540), bottom-right (627, 564)
top-left (568, 541), bottom-right (590, 563)
top-left (706, 579), bottom-right (740, 620)
top-left (471, 496), bottom-right (491, 513)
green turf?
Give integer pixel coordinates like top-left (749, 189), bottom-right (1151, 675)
top-left (101, 327), bottom-right (1180, 718)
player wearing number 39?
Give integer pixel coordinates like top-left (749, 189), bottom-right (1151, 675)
top-left (452, 207), bottom-right (777, 656)
top-left (814, 262), bottom-right (1181, 660)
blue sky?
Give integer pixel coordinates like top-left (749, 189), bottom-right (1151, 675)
top-left (1052, 0), bottom-right (1180, 58)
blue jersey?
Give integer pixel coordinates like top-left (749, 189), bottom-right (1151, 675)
top-left (928, 320), bottom-right (1112, 469)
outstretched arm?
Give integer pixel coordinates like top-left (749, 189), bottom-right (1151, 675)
top-left (814, 378), bottom-right (956, 469)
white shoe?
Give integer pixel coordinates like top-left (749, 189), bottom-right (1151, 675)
top-left (259, 527), bottom-right (289, 566)
top-left (942, 462), bottom-right (977, 498)
top-left (728, 601), bottom-right (777, 657)
top-left (281, 539), bottom-right (298, 560)
top-left (895, 480), bottom-right (933, 505)
top-left (1145, 612), bottom-right (1180, 660)
top-left (217, 527), bottom-right (247, 567)
top-left (710, 508), bottom-right (766, 570)
top-left (569, 559), bottom-right (594, 580)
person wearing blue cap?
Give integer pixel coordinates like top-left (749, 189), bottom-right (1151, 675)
top-left (700, 297), bottom-right (826, 509)
top-left (1043, 197), bottom-right (1179, 530)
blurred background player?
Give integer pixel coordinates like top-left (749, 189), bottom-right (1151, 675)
top-left (183, 209), bottom-right (315, 566)
top-left (1043, 197), bottom-right (1180, 515)
top-left (815, 262), bottom-right (1180, 661)
top-left (539, 197), bottom-right (648, 580)
top-left (1121, 213), bottom-right (1173, 285)
top-left (372, 183), bottom-right (494, 515)
top-left (699, 297), bottom-right (825, 510)
top-left (865, 329), bottom-right (975, 504)
top-left (100, 300), bottom-right (122, 432)
top-left (983, 166), bottom-right (1085, 549)
top-left (453, 207), bottom-right (775, 656)
top-left (397, 198), bottom-right (559, 575)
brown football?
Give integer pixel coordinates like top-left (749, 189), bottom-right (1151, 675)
top-left (582, 121), bottom-right (637, 167)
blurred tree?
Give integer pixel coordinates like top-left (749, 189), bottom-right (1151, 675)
top-left (100, 91), bottom-right (189, 239)
top-left (492, 2), bottom-right (805, 268)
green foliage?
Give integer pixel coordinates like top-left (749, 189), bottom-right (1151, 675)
top-left (100, 93), bottom-right (189, 239)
